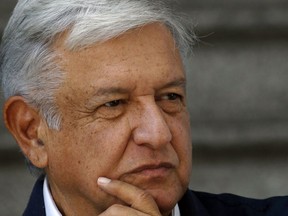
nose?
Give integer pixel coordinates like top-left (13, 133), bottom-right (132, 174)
top-left (131, 99), bottom-right (172, 149)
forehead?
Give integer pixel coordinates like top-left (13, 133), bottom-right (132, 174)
top-left (53, 23), bottom-right (184, 98)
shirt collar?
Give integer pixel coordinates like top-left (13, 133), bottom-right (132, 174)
top-left (172, 203), bottom-right (181, 216)
top-left (43, 177), bottom-right (180, 216)
top-left (43, 177), bottom-right (62, 216)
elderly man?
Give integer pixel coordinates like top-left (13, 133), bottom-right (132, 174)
top-left (1, 0), bottom-right (288, 216)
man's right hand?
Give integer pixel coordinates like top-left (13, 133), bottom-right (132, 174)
top-left (97, 177), bottom-right (162, 216)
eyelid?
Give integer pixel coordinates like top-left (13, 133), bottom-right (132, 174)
top-left (92, 99), bottom-right (127, 120)
top-left (104, 100), bottom-right (121, 107)
top-left (85, 92), bottom-right (129, 108)
top-left (157, 92), bottom-right (183, 101)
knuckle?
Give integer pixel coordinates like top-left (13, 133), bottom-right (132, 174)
top-left (136, 191), bottom-right (153, 202)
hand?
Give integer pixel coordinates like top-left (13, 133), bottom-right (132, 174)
top-left (97, 177), bottom-right (162, 216)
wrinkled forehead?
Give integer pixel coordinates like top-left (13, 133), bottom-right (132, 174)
top-left (51, 22), bottom-right (182, 74)
top-left (50, 23), bottom-right (185, 101)
top-left (52, 22), bottom-right (177, 53)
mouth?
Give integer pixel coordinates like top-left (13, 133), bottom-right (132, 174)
top-left (124, 162), bottom-right (175, 178)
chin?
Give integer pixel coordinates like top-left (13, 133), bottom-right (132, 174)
top-left (146, 186), bottom-right (185, 215)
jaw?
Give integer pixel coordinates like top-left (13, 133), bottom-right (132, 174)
top-left (119, 170), bottom-right (188, 215)
top-left (147, 186), bottom-right (185, 216)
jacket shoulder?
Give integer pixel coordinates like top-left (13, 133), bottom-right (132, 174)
top-left (179, 189), bottom-right (288, 216)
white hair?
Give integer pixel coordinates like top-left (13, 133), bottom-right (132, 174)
top-left (0, 0), bottom-right (196, 175)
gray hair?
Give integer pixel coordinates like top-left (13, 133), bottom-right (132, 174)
top-left (0, 0), bottom-right (196, 176)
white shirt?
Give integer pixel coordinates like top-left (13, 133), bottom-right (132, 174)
top-left (43, 177), bottom-right (180, 216)
top-left (172, 204), bottom-right (181, 216)
top-left (43, 177), bottom-right (62, 216)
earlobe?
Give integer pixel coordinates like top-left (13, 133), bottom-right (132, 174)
top-left (3, 96), bottom-right (48, 168)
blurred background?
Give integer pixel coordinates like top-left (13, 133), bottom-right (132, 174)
top-left (1, 0), bottom-right (288, 215)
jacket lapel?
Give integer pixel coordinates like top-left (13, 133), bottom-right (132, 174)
top-left (178, 190), bottom-right (211, 216)
top-left (23, 175), bottom-right (46, 216)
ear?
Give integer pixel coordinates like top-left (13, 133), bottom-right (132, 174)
top-left (3, 96), bottom-right (48, 169)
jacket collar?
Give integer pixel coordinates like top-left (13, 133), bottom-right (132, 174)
top-left (178, 190), bottom-right (210, 216)
top-left (23, 175), bottom-right (46, 216)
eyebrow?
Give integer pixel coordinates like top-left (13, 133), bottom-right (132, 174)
top-left (158, 78), bottom-right (186, 91)
top-left (92, 78), bottom-right (186, 96)
top-left (92, 87), bottom-right (131, 97)
top-left (85, 77), bottom-right (186, 106)
top-left (84, 87), bottom-right (130, 108)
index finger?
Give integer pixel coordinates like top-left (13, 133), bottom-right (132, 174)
top-left (97, 177), bottom-right (161, 215)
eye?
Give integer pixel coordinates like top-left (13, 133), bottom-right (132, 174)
top-left (94, 99), bottom-right (126, 119)
top-left (157, 93), bottom-right (184, 114)
top-left (104, 100), bottom-right (121, 107)
top-left (160, 93), bottom-right (183, 102)
top-left (165, 93), bottom-right (182, 100)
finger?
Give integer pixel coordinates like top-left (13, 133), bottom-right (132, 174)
top-left (99, 204), bottom-right (150, 216)
top-left (97, 177), bottom-right (161, 216)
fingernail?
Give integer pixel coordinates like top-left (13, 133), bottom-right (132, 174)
top-left (97, 177), bottom-right (111, 185)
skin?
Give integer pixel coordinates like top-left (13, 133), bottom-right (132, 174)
top-left (4, 23), bottom-right (192, 215)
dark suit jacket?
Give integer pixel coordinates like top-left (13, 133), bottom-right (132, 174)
top-left (23, 176), bottom-right (288, 216)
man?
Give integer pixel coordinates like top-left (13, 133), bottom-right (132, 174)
top-left (1, 0), bottom-right (287, 216)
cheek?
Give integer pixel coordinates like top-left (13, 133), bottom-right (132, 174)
top-left (169, 111), bottom-right (192, 153)
top-left (168, 112), bottom-right (192, 178)
top-left (46, 120), bottom-right (132, 194)
top-left (65, 119), bottom-right (131, 175)
top-left (46, 132), bottom-right (92, 181)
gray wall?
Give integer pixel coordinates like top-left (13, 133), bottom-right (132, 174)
top-left (1, 0), bottom-right (288, 215)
